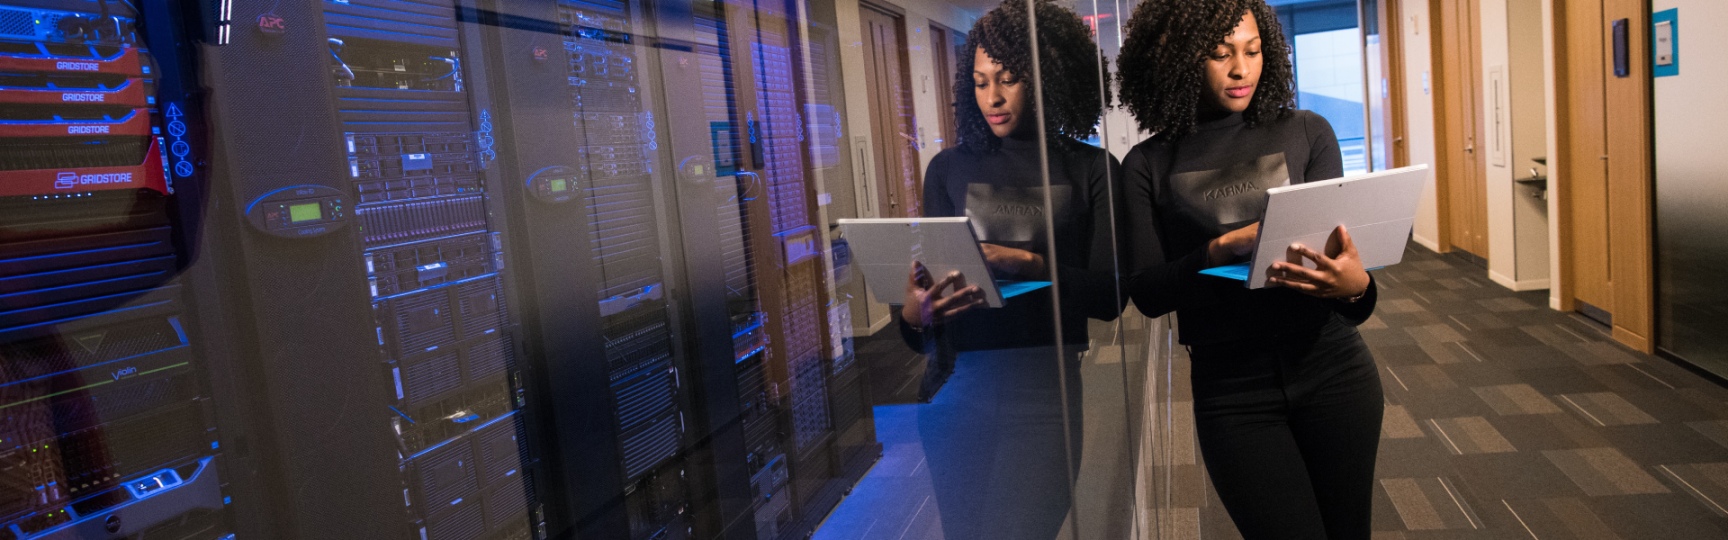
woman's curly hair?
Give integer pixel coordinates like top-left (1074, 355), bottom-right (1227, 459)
top-left (1116, 0), bottom-right (1295, 140)
top-left (955, 0), bottom-right (1109, 153)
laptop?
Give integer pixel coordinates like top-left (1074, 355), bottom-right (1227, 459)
top-left (838, 217), bottom-right (1050, 308)
top-left (1199, 164), bottom-right (1430, 288)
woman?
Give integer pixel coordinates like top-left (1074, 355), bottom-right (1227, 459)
top-left (1117, 1), bottom-right (1382, 539)
top-left (897, 0), bottom-right (1123, 537)
top-left (900, 0), bottom-right (1124, 385)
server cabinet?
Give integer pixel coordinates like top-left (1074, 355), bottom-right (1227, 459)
top-left (0, 0), bottom-right (230, 538)
top-left (477, 0), bottom-right (875, 537)
top-left (717, 0), bottom-right (877, 537)
top-left (0, 0), bottom-right (876, 537)
top-left (471, 0), bottom-right (702, 538)
top-left (196, 0), bottom-right (540, 538)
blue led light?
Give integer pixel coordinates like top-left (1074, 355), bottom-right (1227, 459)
top-left (477, 109), bottom-right (497, 167)
top-left (405, 411), bottom-right (518, 461)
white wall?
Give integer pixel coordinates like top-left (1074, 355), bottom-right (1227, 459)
top-left (1480, 0), bottom-right (1516, 286)
top-left (1506, 0), bottom-right (1550, 289)
top-left (1400, 0), bottom-right (1441, 251)
top-left (1479, 0), bottom-right (1550, 291)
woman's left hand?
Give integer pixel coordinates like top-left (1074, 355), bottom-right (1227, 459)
top-left (1266, 225), bottom-right (1370, 299)
top-left (980, 243), bottom-right (1050, 280)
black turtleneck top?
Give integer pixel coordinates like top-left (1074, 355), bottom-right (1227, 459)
top-left (1123, 110), bottom-right (1377, 346)
top-left (899, 135), bottom-right (1126, 351)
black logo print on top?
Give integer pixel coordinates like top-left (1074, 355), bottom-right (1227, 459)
top-left (963, 183), bottom-right (1074, 253)
top-left (1169, 152), bottom-right (1291, 234)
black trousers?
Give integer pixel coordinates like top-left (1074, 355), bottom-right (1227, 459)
top-left (1189, 315), bottom-right (1383, 540)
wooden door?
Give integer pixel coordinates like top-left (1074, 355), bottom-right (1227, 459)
top-left (859, 5), bottom-right (920, 217)
top-left (930, 23), bottom-right (959, 150)
top-left (1373, 0), bottom-right (1409, 168)
top-left (1556, 0), bottom-right (1613, 315)
top-left (1600, 0), bottom-right (1653, 346)
top-left (1434, 0), bottom-right (1488, 257)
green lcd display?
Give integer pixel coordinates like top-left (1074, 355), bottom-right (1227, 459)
top-left (288, 202), bottom-right (323, 223)
top-left (550, 178), bottom-right (569, 192)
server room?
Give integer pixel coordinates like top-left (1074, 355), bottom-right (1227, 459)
top-left (4, 0), bottom-right (1728, 539)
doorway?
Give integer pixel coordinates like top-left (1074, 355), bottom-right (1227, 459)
top-left (1551, 0), bottom-right (1655, 349)
top-left (929, 22), bottom-right (961, 151)
top-left (1554, 0), bottom-right (1613, 321)
top-left (1432, 0), bottom-right (1489, 259)
top-left (858, 3), bottom-right (921, 218)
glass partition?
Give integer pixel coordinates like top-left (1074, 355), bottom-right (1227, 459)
top-left (0, 0), bottom-right (1153, 538)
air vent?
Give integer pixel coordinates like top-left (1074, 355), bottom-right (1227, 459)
top-left (0, 9), bottom-right (33, 36)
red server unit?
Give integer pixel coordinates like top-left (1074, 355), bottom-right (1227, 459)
top-left (0, 1), bottom-right (228, 538)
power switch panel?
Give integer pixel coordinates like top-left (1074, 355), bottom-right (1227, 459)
top-left (245, 185), bottom-right (350, 238)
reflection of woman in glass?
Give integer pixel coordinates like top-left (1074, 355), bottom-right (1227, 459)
top-left (901, 0), bottom-right (1123, 387)
top-left (1118, 1), bottom-right (1381, 539)
top-left (897, 0), bottom-right (1122, 537)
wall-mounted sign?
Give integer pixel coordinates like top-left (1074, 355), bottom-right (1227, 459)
top-left (1654, 8), bottom-right (1679, 78)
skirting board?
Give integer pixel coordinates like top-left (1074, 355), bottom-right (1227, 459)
top-left (862, 312), bottom-right (892, 336)
top-left (1412, 233), bottom-right (1441, 252)
top-left (1488, 270), bottom-right (1551, 292)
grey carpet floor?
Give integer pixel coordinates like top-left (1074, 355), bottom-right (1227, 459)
top-left (1182, 246), bottom-right (1728, 539)
top-left (819, 245), bottom-right (1728, 539)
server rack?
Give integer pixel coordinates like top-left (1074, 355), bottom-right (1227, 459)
top-left (477, 0), bottom-right (876, 537)
top-left (6, 0), bottom-right (883, 538)
top-left (717, 0), bottom-right (877, 536)
top-left (687, 3), bottom-right (791, 538)
top-left (196, 0), bottom-right (540, 538)
top-left (796, 15), bottom-right (875, 504)
top-left (472, 0), bottom-right (701, 538)
top-left (0, 0), bottom-right (229, 538)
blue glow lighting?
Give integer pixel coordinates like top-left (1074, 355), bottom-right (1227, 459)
top-left (734, 345), bottom-right (766, 364)
top-left (477, 109), bottom-right (497, 166)
top-left (405, 410), bottom-right (518, 462)
top-left (23, 458), bottom-right (221, 540)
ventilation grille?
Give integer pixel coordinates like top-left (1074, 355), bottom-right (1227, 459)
top-left (0, 9), bottom-right (34, 36)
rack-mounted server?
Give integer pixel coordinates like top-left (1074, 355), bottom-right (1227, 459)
top-left (196, 0), bottom-right (538, 538)
top-left (0, 0), bottom-right (228, 538)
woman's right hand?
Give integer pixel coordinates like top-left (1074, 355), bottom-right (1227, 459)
top-left (1207, 222), bottom-right (1261, 266)
top-left (901, 261), bottom-right (985, 328)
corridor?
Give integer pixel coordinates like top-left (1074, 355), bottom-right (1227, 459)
top-left (821, 245), bottom-right (1728, 539)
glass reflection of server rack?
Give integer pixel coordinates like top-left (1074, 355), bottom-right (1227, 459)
top-left (326, 1), bottom-right (536, 538)
top-left (796, 21), bottom-right (874, 504)
top-left (0, 1), bottom-right (229, 538)
top-left (468, 0), bottom-right (700, 537)
top-left (197, 0), bottom-right (538, 538)
top-left (729, 0), bottom-right (861, 537)
top-left (558, 3), bottom-right (692, 538)
top-left (468, 0), bottom-right (695, 537)
top-left (692, 4), bottom-right (794, 537)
